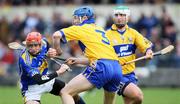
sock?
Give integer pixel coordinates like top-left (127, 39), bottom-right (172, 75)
top-left (75, 97), bottom-right (86, 104)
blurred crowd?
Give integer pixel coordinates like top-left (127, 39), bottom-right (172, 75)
top-left (0, 0), bottom-right (180, 6)
top-left (0, 5), bottom-right (179, 79)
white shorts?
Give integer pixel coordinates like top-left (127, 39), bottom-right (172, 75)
top-left (24, 79), bottom-right (55, 102)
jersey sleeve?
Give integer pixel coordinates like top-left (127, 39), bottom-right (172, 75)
top-left (60, 26), bottom-right (81, 43)
top-left (134, 30), bottom-right (153, 54)
top-left (19, 57), bottom-right (40, 77)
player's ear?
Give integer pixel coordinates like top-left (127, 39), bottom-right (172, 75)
top-left (82, 16), bottom-right (88, 21)
top-left (126, 16), bottom-right (130, 23)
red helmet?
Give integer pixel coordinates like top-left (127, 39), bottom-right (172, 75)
top-left (26, 32), bottom-right (42, 45)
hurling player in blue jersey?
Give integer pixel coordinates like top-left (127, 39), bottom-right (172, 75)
top-left (53, 6), bottom-right (124, 104)
top-left (18, 32), bottom-right (85, 104)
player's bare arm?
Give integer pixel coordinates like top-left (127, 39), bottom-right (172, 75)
top-left (65, 57), bottom-right (89, 65)
top-left (53, 31), bottom-right (63, 55)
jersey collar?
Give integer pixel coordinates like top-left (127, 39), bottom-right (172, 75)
top-left (111, 24), bottom-right (129, 31)
top-left (79, 18), bottom-right (95, 26)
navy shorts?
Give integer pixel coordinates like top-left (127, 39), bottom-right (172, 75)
top-left (117, 72), bottom-right (138, 96)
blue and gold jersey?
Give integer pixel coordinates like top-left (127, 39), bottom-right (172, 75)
top-left (18, 39), bottom-right (49, 91)
top-left (106, 24), bottom-right (152, 74)
top-left (60, 20), bottom-right (118, 63)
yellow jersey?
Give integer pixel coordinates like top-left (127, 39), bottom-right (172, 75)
top-left (60, 23), bottom-right (118, 63)
top-left (106, 24), bottom-right (152, 74)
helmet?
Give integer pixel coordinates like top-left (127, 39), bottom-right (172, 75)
top-left (26, 32), bottom-right (42, 45)
top-left (113, 6), bottom-right (130, 17)
top-left (73, 6), bottom-right (94, 19)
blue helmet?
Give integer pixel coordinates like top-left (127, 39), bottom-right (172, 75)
top-left (73, 6), bottom-right (94, 19)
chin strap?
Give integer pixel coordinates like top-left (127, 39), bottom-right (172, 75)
top-left (79, 16), bottom-right (82, 24)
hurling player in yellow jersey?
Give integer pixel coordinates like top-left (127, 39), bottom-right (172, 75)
top-left (53, 6), bottom-right (125, 104)
top-left (65, 6), bottom-right (154, 104)
top-left (106, 6), bottom-right (153, 104)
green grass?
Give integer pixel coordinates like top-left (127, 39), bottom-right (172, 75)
top-left (0, 86), bottom-right (180, 104)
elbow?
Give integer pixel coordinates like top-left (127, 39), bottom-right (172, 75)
top-left (53, 31), bottom-right (61, 39)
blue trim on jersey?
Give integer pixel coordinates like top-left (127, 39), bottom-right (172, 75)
top-left (144, 47), bottom-right (153, 56)
top-left (60, 30), bottom-right (67, 43)
top-left (42, 38), bottom-right (50, 50)
top-left (95, 29), bottom-right (110, 45)
top-left (78, 40), bottom-right (86, 52)
top-left (79, 18), bottom-right (95, 26)
top-left (117, 29), bottom-right (126, 35)
top-left (42, 68), bottom-right (48, 75)
top-left (113, 44), bottom-right (136, 57)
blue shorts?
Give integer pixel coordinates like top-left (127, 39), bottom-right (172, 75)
top-left (82, 59), bottom-right (123, 92)
top-left (117, 72), bottom-right (138, 96)
top-left (123, 72), bottom-right (138, 84)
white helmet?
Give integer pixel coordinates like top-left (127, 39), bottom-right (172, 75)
top-left (113, 6), bottom-right (130, 17)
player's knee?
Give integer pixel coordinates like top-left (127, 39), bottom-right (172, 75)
top-left (133, 91), bottom-right (143, 103)
top-left (60, 87), bottom-right (75, 96)
top-left (60, 88), bottom-right (69, 96)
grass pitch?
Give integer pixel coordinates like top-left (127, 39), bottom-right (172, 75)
top-left (0, 86), bottom-right (180, 104)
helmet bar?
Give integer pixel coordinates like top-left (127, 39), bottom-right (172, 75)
top-left (113, 6), bottom-right (130, 16)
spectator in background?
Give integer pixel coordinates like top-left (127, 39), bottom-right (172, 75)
top-left (51, 12), bottom-right (71, 32)
top-left (0, 16), bottom-right (10, 44)
top-left (105, 15), bottom-right (113, 30)
top-left (52, 12), bottom-right (65, 32)
top-left (160, 8), bottom-right (177, 46)
top-left (0, 41), bottom-right (15, 76)
top-left (136, 13), bottom-right (159, 39)
top-left (36, 14), bottom-right (46, 35)
top-left (174, 40), bottom-right (180, 68)
top-left (10, 16), bottom-right (23, 41)
top-left (21, 12), bottom-right (39, 37)
top-left (0, 42), bottom-right (7, 76)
